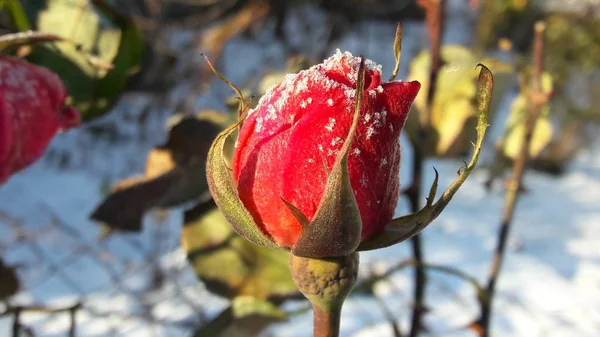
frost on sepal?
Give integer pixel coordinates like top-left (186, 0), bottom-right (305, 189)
top-left (289, 58), bottom-right (368, 258)
top-left (206, 107), bottom-right (282, 250)
top-left (205, 58), bottom-right (281, 251)
top-left (358, 64), bottom-right (494, 251)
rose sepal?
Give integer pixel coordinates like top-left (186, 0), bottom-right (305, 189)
top-left (206, 107), bottom-right (283, 250)
top-left (358, 64), bottom-right (494, 251)
top-left (287, 58), bottom-right (368, 258)
top-left (204, 54), bottom-right (282, 250)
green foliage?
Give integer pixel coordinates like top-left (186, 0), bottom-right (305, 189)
top-left (193, 296), bottom-right (288, 337)
top-left (15, 0), bottom-right (144, 121)
top-left (545, 14), bottom-right (600, 86)
top-left (4, 0), bottom-right (31, 31)
top-left (182, 206), bottom-right (296, 300)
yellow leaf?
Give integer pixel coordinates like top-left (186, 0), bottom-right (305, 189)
top-left (503, 116), bottom-right (553, 159)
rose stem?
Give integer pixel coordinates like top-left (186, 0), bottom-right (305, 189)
top-left (290, 253), bottom-right (359, 337)
top-left (475, 21), bottom-right (547, 337)
top-left (407, 1), bottom-right (445, 337)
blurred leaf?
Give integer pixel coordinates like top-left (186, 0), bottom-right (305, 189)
top-left (257, 55), bottom-right (311, 95)
top-left (502, 72), bottom-right (554, 159)
top-left (22, 0), bottom-right (144, 121)
top-left (407, 45), bottom-right (512, 156)
top-left (200, 0), bottom-right (269, 60)
top-left (91, 111), bottom-right (230, 232)
top-left (0, 258), bottom-right (19, 301)
top-left (182, 205), bottom-right (296, 300)
top-left (6, 0), bottom-right (31, 31)
top-left (232, 296), bottom-right (286, 319)
top-left (504, 117), bottom-right (552, 159)
top-left (545, 14), bottom-right (600, 86)
top-left (193, 299), bottom-right (287, 337)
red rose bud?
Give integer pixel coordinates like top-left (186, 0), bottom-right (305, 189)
top-left (232, 50), bottom-right (420, 248)
top-left (0, 56), bottom-right (80, 184)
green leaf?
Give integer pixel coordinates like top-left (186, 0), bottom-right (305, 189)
top-left (192, 301), bottom-right (287, 337)
top-left (22, 0), bottom-right (144, 121)
top-left (182, 204), bottom-right (297, 300)
top-left (232, 296), bottom-right (287, 319)
top-left (6, 0), bottom-right (31, 31)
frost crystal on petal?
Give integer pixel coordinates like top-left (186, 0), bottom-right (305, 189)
top-left (363, 113), bottom-right (371, 124)
top-left (296, 76), bottom-right (309, 94)
top-left (366, 126), bottom-right (376, 139)
top-left (327, 98), bottom-right (334, 106)
top-left (360, 174), bottom-right (368, 187)
top-left (352, 148), bottom-right (361, 156)
top-left (266, 105), bottom-right (277, 120)
top-left (255, 117), bottom-right (264, 132)
top-left (325, 117), bottom-right (336, 131)
top-left (372, 112), bottom-right (383, 128)
top-left (345, 89), bottom-right (356, 99)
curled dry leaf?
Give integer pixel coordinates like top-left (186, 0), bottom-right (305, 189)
top-left (90, 111), bottom-right (231, 232)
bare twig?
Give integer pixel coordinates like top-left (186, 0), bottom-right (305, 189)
top-left (475, 21), bottom-right (548, 337)
top-left (407, 1), bottom-right (446, 336)
top-left (374, 295), bottom-right (403, 337)
top-left (12, 307), bottom-right (20, 337)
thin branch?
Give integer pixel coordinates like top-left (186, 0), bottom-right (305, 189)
top-left (408, 1), bottom-right (446, 336)
top-left (374, 295), bottom-right (403, 337)
top-left (12, 307), bottom-right (20, 337)
top-left (476, 21), bottom-right (548, 337)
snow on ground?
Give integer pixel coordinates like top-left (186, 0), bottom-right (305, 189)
top-left (1, 1), bottom-right (599, 336)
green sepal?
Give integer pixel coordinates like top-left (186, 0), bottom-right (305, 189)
top-left (290, 58), bottom-right (367, 258)
top-left (206, 110), bottom-right (281, 250)
top-left (204, 58), bottom-right (281, 251)
top-left (358, 64), bottom-right (494, 251)
top-left (0, 31), bottom-right (62, 51)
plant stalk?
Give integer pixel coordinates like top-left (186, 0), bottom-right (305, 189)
top-left (312, 302), bottom-right (343, 337)
top-left (477, 21), bottom-right (547, 337)
top-left (409, 1), bottom-right (445, 337)
top-left (290, 253), bottom-right (359, 337)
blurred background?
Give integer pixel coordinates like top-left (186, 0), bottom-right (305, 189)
top-left (0, 0), bottom-right (599, 336)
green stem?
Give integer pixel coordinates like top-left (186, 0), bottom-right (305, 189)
top-left (312, 302), bottom-right (343, 337)
top-left (290, 253), bottom-right (359, 337)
